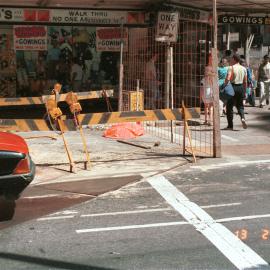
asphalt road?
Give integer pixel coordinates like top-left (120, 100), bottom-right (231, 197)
top-left (0, 154), bottom-right (270, 270)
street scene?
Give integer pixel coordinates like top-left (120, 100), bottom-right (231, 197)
top-left (0, 0), bottom-right (270, 270)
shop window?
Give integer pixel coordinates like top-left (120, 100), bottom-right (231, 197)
top-left (0, 25), bottom-right (120, 98)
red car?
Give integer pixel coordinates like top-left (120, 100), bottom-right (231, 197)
top-left (0, 132), bottom-right (35, 219)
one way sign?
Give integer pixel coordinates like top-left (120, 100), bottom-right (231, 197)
top-left (156, 12), bottom-right (179, 42)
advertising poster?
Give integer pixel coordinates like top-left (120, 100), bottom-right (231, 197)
top-left (96, 27), bottom-right (128, 52)
top-left (14, 25), bottom-right (47, 50)
top-left (0, 50), bottom-right (16, 97)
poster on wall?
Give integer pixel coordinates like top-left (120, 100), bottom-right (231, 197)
top-left (0, 51), bottom-right (16, 97)
top-left (13, 25), bottom-right (47, 50)
top-left (96, 27), bottom-right (128, 52)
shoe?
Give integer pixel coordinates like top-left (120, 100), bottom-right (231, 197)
top-left (203, 121), bottom-right (211, 126)
top-left (223, 127), bottom-right (233, 130)
top-left (259, 104), bottom-right (264, 108)
top-left (241, 119), bottom-right (247, 129)
top-left (267, 100), bottom-right (269, 105)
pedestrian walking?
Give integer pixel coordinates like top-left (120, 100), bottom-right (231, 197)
top-left (218, 57), bottom-right (229, 115)
top-left (239, 57), bottom-right (255, 106)
top-left (224, 54), bottom-right (248, 130)
top-left (201, 55), bottom-right (215, 125)
top-left (258, 55), bottom-right (270, 108)
top-left (145, 52), bottom-right (160, 109)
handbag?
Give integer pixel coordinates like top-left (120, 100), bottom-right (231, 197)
top-left (219, 82), bottom-right (235, 103)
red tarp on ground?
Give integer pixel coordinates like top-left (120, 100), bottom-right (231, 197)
top-left (103, 122), bottom-right (144, 139)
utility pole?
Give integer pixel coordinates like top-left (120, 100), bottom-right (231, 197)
top-left (212, 0), bottom-right (222, 158)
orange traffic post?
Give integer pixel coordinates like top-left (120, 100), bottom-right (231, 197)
top-left (66, 92), bottom-right (91, 170)
top-left (46, 95), bottom-right (76, 173)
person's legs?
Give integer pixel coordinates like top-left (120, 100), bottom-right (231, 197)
top-left (204, 103), bottom-right (209, 124)
top-left (235, 90), bottom-right (245, 120)
top-left (265, 81), bottom-right (270, 105)
top-left (259, 81), bottom-right (266, 107)
top-left (226, 97), bottom-right (234, 129)
top-left (219, 100), bottom-right (224, 115)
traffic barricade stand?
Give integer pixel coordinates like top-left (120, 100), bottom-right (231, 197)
top-left (65, 91), bottom-right (91, 170)
top-left (45, 84), bottom-right (75, 173)
top-left (182, 101), bottom-right (197, 163)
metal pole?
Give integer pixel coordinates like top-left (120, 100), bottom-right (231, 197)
top-left (212, 0), bottom-right (222, 158)
top-left (226, 24), bottom-right (231, 50)
top-left (166, 43), bottom-right (171, 108)
top-left (136, 79), bottom-right (140, 111)
top-left (118, 18), bottom-right (124, 111)
top-left (170, 47), bottom-right (174, 109)
top-left (170, 46), bottom-right (174, 143)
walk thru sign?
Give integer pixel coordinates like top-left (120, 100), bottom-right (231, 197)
top-left (156, 12), bottom-right (179, 42)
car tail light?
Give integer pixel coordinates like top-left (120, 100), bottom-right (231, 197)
top-left (13, 155), bottom-right (30, 175)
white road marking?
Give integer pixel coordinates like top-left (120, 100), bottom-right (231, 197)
top-left (221, 135), bottom-right (239, 142)
top-left (22, 194), bottom-right (90, 199)
top-left (80, 203), bottom-right (241, 217)
top-left (76, 221), bottom-right (189, 233)
top-left (81, 208), bottom-right (171, 217)
top-left (22, 194), bottom-right (61, 199)
top-left (193, 159), bottom-right (270, 171)
top-left (76, 213), bottom-right (270, 233)
top-left (38, 215), bottom-right (75, 221)
top-left (147, 176), bottom-right (268, 270)
top-left (218, 213), bottom-right (270, 223)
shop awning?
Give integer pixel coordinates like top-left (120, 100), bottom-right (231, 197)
top-left (0, 0), bottom-right (269, 13)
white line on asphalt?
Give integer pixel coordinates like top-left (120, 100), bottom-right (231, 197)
top-left (22, 194), bottom-right (90, 199)
top-left (75, 213), bottom-right (270, 233)
top-left (76, 221), bottom-right (189, 233)
top-left (22, 194), bottom-right (62, 199)
top-left (217, 213), bottom-right (270, 223)
top-left (193, 159), bottom-right (270, 171)
top-left (80, 203), bottom-right (241, 217)
top-left (37, 215), bottom-right (75, 221)
top-left (221, 135), bottom-right (239, 142)
top-left (81, 208), bottom-right (171, 217)
top-left (147, 176), bottom-right (268, 270)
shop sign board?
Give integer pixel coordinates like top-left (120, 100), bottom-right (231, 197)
top-left (177, 6), bottom-right (209, 22)
top-left (96, 27), bottom-right (128, 52)
top-left (0, 8), bottom-right (145, 25)
top-left (219, 15), bottom-right (270, 25)
top-left (13, 25), bottom-right (47, 51)
top-left (223, 32), bottom-right (239, 42)
top-left (162, 4), bottom-right (209, 23)
top-left (51, 10), bottom-right (127, 24)
top-left (156, 12), bottom-right (179, 42)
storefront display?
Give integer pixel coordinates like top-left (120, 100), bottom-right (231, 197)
top-left (0, 7), bottom-right (145, 97)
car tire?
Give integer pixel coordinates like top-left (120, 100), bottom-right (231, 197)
top-left (0, 197), bottom-right (16, 221)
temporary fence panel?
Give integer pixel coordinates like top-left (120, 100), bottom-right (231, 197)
top-left (123, 21), bottom-right (214, 157)
top-left (0, 107), bottom-right (200, 132)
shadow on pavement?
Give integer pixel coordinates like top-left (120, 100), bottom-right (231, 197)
top-left (0, 198), bottom-right (15, 222)
top-left (0, 252), bottom-right (115, 270)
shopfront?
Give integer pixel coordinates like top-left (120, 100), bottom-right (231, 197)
top-left (0, 7), bottom-right (145, 97)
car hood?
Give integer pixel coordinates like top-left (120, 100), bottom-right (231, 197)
top-left (0, 132), bottom-right (28, 155)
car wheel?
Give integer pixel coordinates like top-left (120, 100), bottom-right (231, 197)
top-left (0, 197), bottom-right (16, 221)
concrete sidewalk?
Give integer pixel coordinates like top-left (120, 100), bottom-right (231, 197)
top-left (22, 129), bottom-right (189, 188)
top-left (19, 103), bottom-right (270, 195)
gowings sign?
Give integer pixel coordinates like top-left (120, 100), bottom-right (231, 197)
top-left (156, 12), bottom-right (179, 42)
top-left (219, 15), bottom-right (270, 25)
